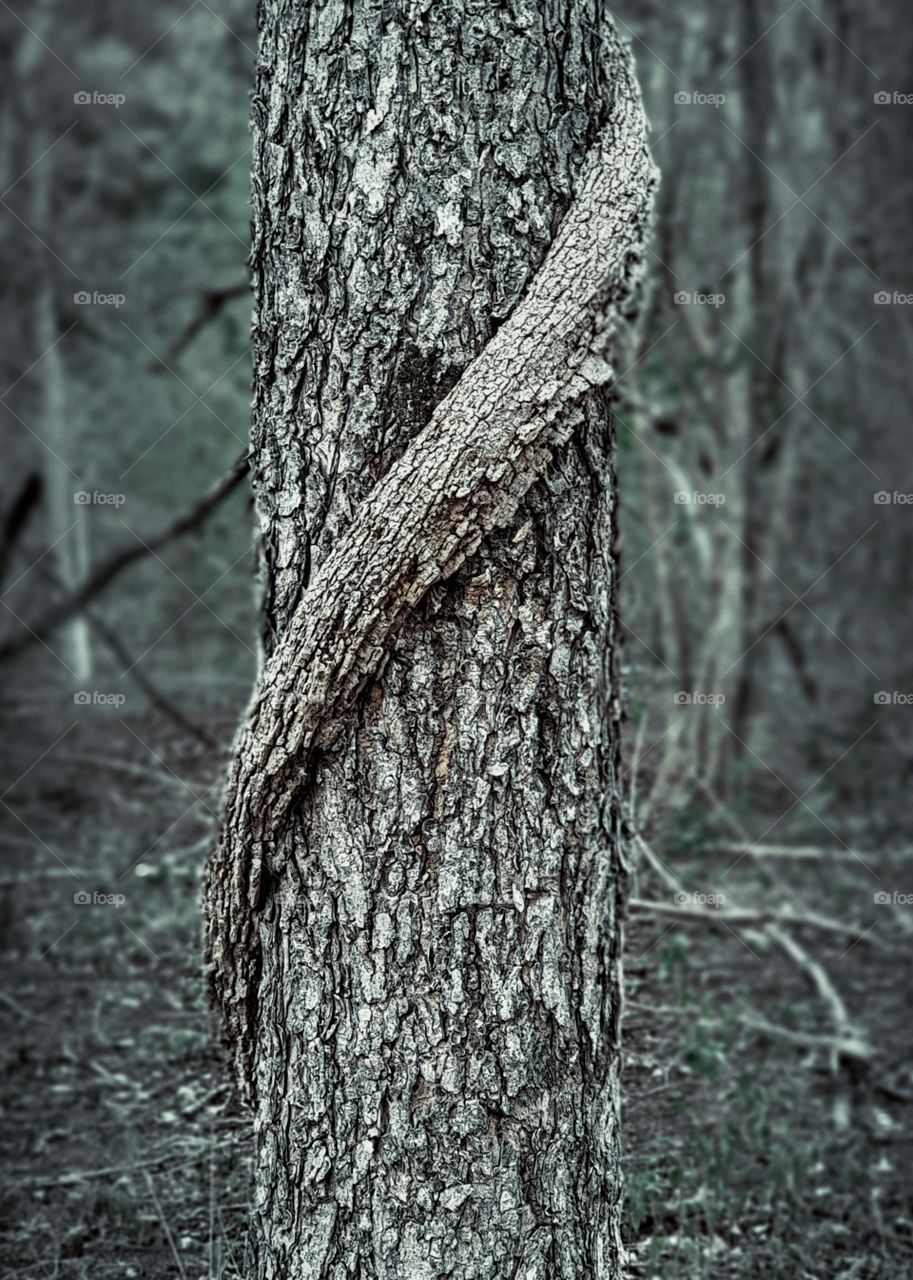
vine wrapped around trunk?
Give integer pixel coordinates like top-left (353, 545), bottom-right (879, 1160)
top-left (204, 3), bottom-right (656, 1274)
top-left (206, 49), bottom-right (654, 1104)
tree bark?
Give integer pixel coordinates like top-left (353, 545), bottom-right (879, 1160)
top-left (204, 3), bottom-right (655, 1276)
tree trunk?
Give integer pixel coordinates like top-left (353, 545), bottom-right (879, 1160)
top-left (204, 3), bottom-right (655, 1276)
top-left (725, 0), bottom-right (772, 761)
top-left (35, 278), bottom-right (93, 683)
top-left (17, 0), bottom-right (93, 683)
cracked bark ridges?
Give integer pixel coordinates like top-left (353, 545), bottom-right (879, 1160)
top-left (204, 2), bottom-right (655, 1274)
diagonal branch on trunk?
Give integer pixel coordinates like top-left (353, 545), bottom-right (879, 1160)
top-left (204, 68), bottom-right (658, 1101)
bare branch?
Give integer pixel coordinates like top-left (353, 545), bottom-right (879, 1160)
top-left (630, 896), bottom-right (888, 949)
top-left (150, 282), bottom-right (248, 370)
top-left (630, 832), bottom-right (874, 1079)
top-left (0, 452), bottom-right (249, 664)
top-left (87, 608), bottom-right (218, 749)
top-left (705, 841), bottom-right (878, 864)
top-left (0, 471), bottom-right (43, 589)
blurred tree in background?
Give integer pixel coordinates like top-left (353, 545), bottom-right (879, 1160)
top-left (612, 0), bottom-right (913, 837)
top-left (0, 0), bottom-right (256, 707)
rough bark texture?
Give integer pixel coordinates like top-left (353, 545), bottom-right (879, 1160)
top-left (203, 2), bottom-right (655, 1275)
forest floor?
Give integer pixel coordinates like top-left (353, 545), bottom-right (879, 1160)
top-left (0, 704), bottom-right (911, 1279)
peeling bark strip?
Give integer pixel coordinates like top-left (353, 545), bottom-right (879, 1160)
top-left (204, 3), bottom-right (655, 1274)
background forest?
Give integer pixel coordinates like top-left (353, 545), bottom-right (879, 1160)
top-left (1, 0), bottom-right (911, 1276)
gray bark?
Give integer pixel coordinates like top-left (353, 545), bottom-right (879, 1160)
top-left (204, 2), bottom-right (655, 1276)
